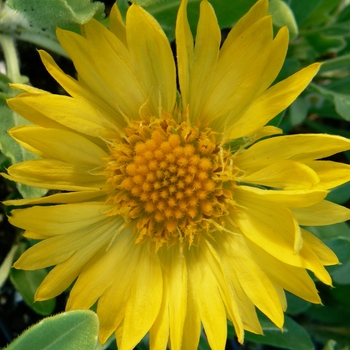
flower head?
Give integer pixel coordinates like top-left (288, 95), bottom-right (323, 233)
top-left (4, 0), bottom-right (350, 349)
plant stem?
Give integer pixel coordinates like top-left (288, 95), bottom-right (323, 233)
top-left (0, 34), bottom-right (21, 82)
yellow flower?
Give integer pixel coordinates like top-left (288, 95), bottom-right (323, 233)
top-left (3, 0), bottom-right (350, 348)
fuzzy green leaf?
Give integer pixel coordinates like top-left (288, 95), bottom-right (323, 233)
top-left (0, 102), bottom-right (47, 198)
top-left (5, 310), bottom-right (99, 350)
top-left (6, 0), bottom-right (105, 33)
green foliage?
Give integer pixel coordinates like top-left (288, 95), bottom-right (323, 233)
top-left (269, 0), bottom-right (298, 39)
top-left (0, 78), bottom-right (47, 198)
top-left (10, 268), bottom-right (56, 316)
top-left (228, 314), bottom-right (314, 350)
top-left (146, 0), bottom-right (257, 40)
top-left (0, 244), bottom-right (18, 288)
top-left (6, 0), bottom-right (105, 34)
top-left (4, 310), bottom-right (99, 350)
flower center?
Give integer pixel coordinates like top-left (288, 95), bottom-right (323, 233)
top-left (105, 116), bottom-right (235, 249)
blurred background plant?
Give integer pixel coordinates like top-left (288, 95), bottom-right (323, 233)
top-left (0, 0), bottom-right (350, 349)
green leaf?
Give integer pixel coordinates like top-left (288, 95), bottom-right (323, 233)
top-left (130, 0), bottom-right (160, 6)
top-left (0, 103), bottom-right (47, 198)
top-left (146, 0), bottom-right (257, 41)
top-left (308, 83), bottom-right (350, 121)
top-left (305, 302), bottom-right (350, 348)
top-left (304, 0), bottom-right (343, 27)
top-left (334, 94), bottom-right (350, 121)
top-left (326, 182), bottom-right (350, 205)
top-left (305, 32), bottom-right (346, 56)
top-left (322, 340), bottom-right (337, 350)
top-left (327, 75), bottom-right (350, 95)
top-left (228, 314), bottom-right (313, 350)
top-left (338, 3), bottom-right (350, 22)
top-left (5, 310), bottom-right (99, 350)
top-left (305, 120), bottom-right (350, 139)
top-left (319, 53), bottom-right (350, 74)
top-left (306, 222), bottom-right (350, 242)
top-left (10, 268), bottom-right (56, 316)
top-left (6, 0), bottom-right (105, 32)
top-left (245, 315), bottom-right (314, 350)
top-left (290, 0), bottom-right (323, 26)
top-left (289, 97), bottom-right (308, 126)
top-left (325, 239), bottom-right (350, 285)
top-left (269, 0), bottom-right (298, 39)
top-left (330, 284), bottom-right (350, 310)
top-left (286, 292), bottom-right (311, 316)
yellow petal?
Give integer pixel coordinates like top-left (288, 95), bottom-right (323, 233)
top-left (120, 244), bottom-right (162, 350)
top-left (39, 50), bottom-right (125, 133)
top-left (7, 95), bottom-right (68, 130)
top-left (81, 19), bottom-right (156, 121)
top-left (149, 292), bottom-right (169, 350)
top-left (109, 3), bottom-right (127, 46)
top-left (57, 27), bottom-right (148, 125)
top-left (293, 200), bottom-right (350, 226)
top-left (9, 202), bottom-right (113, 237)
top-left (241, 160), bottom-right (321, 189)
top-left (305, 160), bottom-right (350, 190)
top-left (302, 229), bottom-right (339, 266)
top-left (16, 213), bottom-right (120, 276)
top-left (9, 125), bottom-right (107, 166)
top-left (273, 284), bottom-right (287, 312)
top-left (297, 230), bottom-right (334, 285)
top-left (220, 0), bottom-right (268, 54)
top-left (181, 276), bottom-right (201, 350)
top-left (151, 246), bottom-right (187, 350)
top-left (202, 16), bottom-right (275, 125)
top-left (248, 241), bottom-right (321, 303)
top-left (4, 190), bottom-right (104, 207)
top-left (14, 238), bottom-right (75, 270)
top-left (9, 83), bottom-right (49, 94)
top-left (175, 0), bottom-right (193, 110)
top-left (226, 273), bottom-right (262, 335)
top-left (236, 134), bottom-right (350, 172)
top-left (188, 0), bottom-right (220, 123)
top-left (238, 185), bottom-right (327, 208)
top-left (165, 248), bottom-right (187, 349)
top-left (254, 26), bottom-right (289, 97)
top-left (230, 190), bottom-right (336, 283)
top-left (200, 239), bottom-right (245, 343)
top-left (126, 4), bottom-right (176, 114)
top-left (36, 247), bottom-right (97, 301)
top-left (186, 242), bottom-right (228, 350)
top-left (228, 63), bottom-right (321, 138)
top-left (211, 26), bottom-right (288, 134)
top-left (67, 228), bottom-right (133, 311)
top-left (5, 159), bottom-right (105, 191)
top-left (247, 125), bottom-right (283, 143)
top-left (232, 187), bottom-right (303, 260)
top-left (16, 92), bottom-right (116, 139)
top-left (97, 235), bottom-right (143, 344)
top-left (219, 234), bottom-right (284, 329)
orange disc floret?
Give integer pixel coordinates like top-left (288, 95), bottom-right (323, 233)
top-left (104, 117), bottom-right (234, 248)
